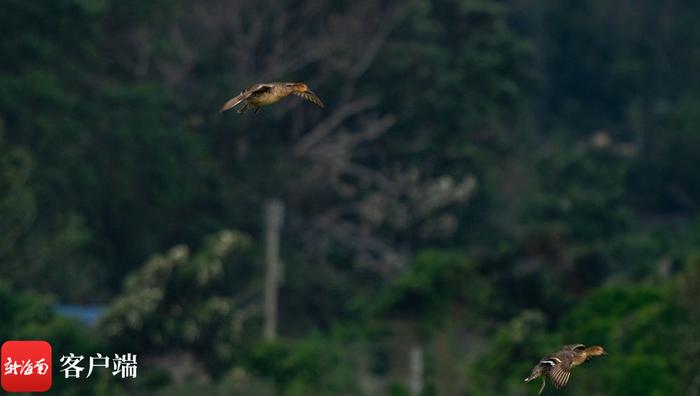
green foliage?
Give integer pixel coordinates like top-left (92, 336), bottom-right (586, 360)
top-left (99, 230), bottom-right (254, 376)
top-left (513, 144), bottom-right (645, 294)
top-left (374, 250), bottom-right (491, 327)
top-left (377, 0), bottom-right (535, 138)
top-left (0, 281), bottom-right (122, 395)
top-left (629, 97), bottom-right (700, 213)
top-left (559, 285), bottom-right (681, 396)
top-left (528, 148), bottom-right (631, 241)
top-left (151, 367), bottom-right (276, 396)
top-left (0, 129), bottom-right (35, 258)
top-left (0, 127), bottom-right (100, 301)
top-left (469, 284), bottom-right (683, 396)
top-left (678, 255), bottom-right (700, 393)
top-left (468, 309), bottom-right (555, 396)
top-left (248, 338), bottom-right (359, 396)
top-left (0, 0), bottom-right (228, 298)
top-left (533, 0), bottom-right (700, 136)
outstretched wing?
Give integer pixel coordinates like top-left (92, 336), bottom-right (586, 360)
top-left (292, 90), bottom-right (325, 108)
top-left (536, 354), bottom-right (573, 390)
top-left (549, 364), bottom-right (571, 389)
top-left (541, 353), bottom-right (573, 390)
top-left (219, 84), bottom-right (273, 113)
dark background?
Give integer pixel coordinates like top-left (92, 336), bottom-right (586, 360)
top-left (1, 0), bottom-right (699, 394)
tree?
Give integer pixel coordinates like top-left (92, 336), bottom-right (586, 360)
top-left (100, 230), bottom-right (256, 379)
top-left (0, 281), bottom-right (121, 395)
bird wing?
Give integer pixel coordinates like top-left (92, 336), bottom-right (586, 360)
top-left (292, 90), bottom-right (325, 108)
top-left (549, 365), bottom-right (571, 389)
top-left (219, 84), bottom-right (273, 113)
top-left (546, 352), bottom-right (574, 389)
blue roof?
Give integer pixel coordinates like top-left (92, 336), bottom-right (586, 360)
top-left (54, 304), bottom-right (107, 326)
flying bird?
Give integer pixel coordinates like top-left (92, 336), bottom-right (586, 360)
top-left (219, 82), bottom-right (324, 113)
top-left (524, 344), bottom-right (607, 395)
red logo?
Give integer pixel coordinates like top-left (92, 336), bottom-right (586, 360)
top-left (1, 340), bottom-right (52, 392)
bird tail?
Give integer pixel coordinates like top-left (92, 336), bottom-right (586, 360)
top-left (524, 366), bottom-right (542, 383)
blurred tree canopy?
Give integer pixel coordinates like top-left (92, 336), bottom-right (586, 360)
top-left (1, 0), bottom-right (699, 395)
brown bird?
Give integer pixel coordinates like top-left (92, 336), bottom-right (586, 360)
top-left (524, 344), bottom-right (607, 395)
top-left (219, 82), bottom-right (324, 113)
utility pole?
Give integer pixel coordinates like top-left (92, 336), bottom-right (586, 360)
top-left (409, 344), bottom-right (424, 395)
top-left (263, 199), bottom-right (284, 341)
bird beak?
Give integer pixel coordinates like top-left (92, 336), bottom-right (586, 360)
top-left (602, 351), bottom-right (609, 356)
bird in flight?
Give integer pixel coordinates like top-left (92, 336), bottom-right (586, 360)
top-left (524, 344), bottom-right (607, 395)
top-left (219, 82), bottom-right (325, 113)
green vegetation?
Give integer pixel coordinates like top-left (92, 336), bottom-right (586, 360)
top-left (1, 0), bottom-right (699, 394)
